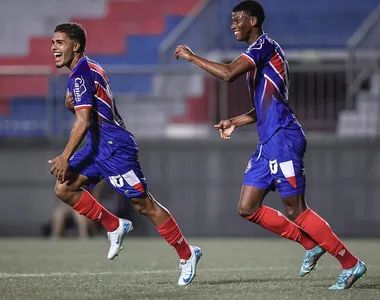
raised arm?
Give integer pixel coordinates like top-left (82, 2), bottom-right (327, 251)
top-left (174, 45), bottom-right (253, 82)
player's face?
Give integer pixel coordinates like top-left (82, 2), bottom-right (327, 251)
top-left (231, 11), bottom-right (253, 42)
top-left (51, 32), bottom-right (76, 68)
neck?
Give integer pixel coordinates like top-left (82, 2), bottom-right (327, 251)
top-left (247, 28), bottom-right (264, 45)
top-left (68, 53), bottom-right (85, 70)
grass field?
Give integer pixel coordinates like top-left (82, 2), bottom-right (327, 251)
top-left (0, 238), bottom-right (379, 300)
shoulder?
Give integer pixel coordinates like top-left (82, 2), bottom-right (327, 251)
top-left (69, 59), bottom-right (90, 84)
top-left (86, 58), bottom-right (106, 74)
top-left (243, 34), bottom-right (278, 67)
top-left (245, 34), bottom-right (274, 56)
top-left (75, 57), bottom-right (92, 76)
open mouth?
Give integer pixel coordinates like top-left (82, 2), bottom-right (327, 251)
top-left (234, 31), bottom-right (241, 38)
top-left (53, 52), bottom-right (63, 61)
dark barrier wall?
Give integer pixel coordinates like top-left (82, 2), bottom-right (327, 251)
top-left (0, 137), bottom-right (379, 237)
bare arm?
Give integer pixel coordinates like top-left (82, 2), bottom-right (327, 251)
top-left (189, 55), bottom-right (252, 82)
top-left (49, 108), bottom-right (91, 181)
top-left (214, 108), bottom-right (256, 140)
top-left (61, 108), bottom-right (91, 161)
top-left (174, 45), bottom-right (253, 82)
top-left (230, 108), bottom-right (257, 128)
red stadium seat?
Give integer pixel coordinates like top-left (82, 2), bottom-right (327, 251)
top-left (0, 0), bottom-right (201, 97)
top-left (170, 78), bottom-right (215, 124)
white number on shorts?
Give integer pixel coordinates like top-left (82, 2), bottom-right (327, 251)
top-left (109, 170), bottom-right (142, 189)
top-left (269, 159), bottom-right (278, 174)
top-left (109, 175), bottom-right (124, 188)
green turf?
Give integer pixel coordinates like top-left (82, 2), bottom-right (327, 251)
top-left (0, 238), bottom-right (378, 300)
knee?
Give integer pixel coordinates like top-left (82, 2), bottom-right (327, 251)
top-left (283, 206), bottom-right (304, 221)
top-left (238, 186), bottom-right (266, 218)
top-left (131, 196), bottom-right (155, 217)
top-left (54, 183), bottom-right (70, 203)
top-left (133, 202), bottom-right (148, 216)
top-left (282, 194), bottom-right (307, 221)
top-left (238, 202), bottom-right (261, 218)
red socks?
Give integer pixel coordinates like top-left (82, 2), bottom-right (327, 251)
top-left (156, 215), bottom-right (192, 260)
top-left (247, 206), bottom-right (358, 269)
top-left (294, 208), bottom-right (358, 269)
top-left (72, 190), bottom-right (119, 232)
top-left (246, 206), bottom-right (317, 250)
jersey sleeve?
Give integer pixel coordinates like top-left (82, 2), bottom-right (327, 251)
top-left (68, 72), bottom-right (95, 110)
top-left (240, 36), bottom-right (272, 68)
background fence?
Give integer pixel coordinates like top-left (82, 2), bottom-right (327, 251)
top-left (0, 62), bottom-right (352, 138)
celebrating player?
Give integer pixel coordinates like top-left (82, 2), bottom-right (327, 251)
top-left (49, 22), bottom-right (201, 286)
top-left (174, 0), bottom-right (366, 290)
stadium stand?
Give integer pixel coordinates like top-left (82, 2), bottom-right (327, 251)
top-left (0, 0), bottom-right (378, 136)
top-left (0, 0), bottom-right (201, 136)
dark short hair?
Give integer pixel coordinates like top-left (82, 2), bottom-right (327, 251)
top-left (54, 22), bottom-right (87, 52)
top-left (233, 1), bottom-right (265, 26)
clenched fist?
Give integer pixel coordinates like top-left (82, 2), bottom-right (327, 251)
top-left (174, 45), bottom-right (195, 61)
top-left (65, 89), bottom-right (75, 112)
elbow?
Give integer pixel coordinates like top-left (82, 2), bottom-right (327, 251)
top-left (77, 120), bottom-right (91, 130)
top-left (222, 73), bottom-right (236, 83)
top-left (83, 121), bottom-right (91, 130)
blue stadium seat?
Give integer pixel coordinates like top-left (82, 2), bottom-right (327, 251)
top-left (0, 97), bottom-right (47, 136)
top-left (222, 0), bottom-right (380, 50)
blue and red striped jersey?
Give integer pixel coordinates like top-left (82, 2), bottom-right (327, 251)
top-left (67, 57), bottom-right (138, 157)
top-left (240, 33), bottom-right (302, 143)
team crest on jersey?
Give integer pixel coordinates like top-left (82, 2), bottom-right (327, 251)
top-left (247, 37), bottom-right (265, 52)
top-left (74, 76), bottom-right (87, 102)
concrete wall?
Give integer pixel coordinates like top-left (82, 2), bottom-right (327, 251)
top-left (1, 137), bottom-right (379, 237)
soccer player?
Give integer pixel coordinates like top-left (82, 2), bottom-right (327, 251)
top-left (174, 1), bottom-right (366, 290)
top-left (49, 22), bottom-right (201, 286)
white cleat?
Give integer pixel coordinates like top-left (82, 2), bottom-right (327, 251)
top-left (178, 245), bottom-right (202, 286)
top-left (107, 218), bottom-right (133, 260)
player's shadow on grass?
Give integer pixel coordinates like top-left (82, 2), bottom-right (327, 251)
top-left (355, 283), bottom-right (380, 289)
top-left (313, 276), bottom-right (380, 289)
top-left (349, 276), bottom-right (380, 290)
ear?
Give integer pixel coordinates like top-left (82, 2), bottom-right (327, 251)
top-left (250, 16), bottom-right (258, 27)
top-left (73, 41), bottom-right (81, 52)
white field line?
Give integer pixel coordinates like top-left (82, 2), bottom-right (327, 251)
top-left (0, 265), bottom-right (377, 278)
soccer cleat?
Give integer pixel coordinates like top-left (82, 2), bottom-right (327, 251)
top-left (299, 245), bottom-right (326, 277)
top-left (107, 218), bottom-right (133, 260)
top-left (328, 260), bottom-right (367, 290)
top-left (178, 245), bottom-right (202, 286)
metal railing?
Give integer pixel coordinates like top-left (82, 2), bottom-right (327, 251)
top-left (158, 0), bottom-right (380, 64)
top-left (346, 3), bottom-right (380, 110)
top-left (158, 0), bottom-right (219, 65)
top-left (0, 63), bottom-right (356, 139)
